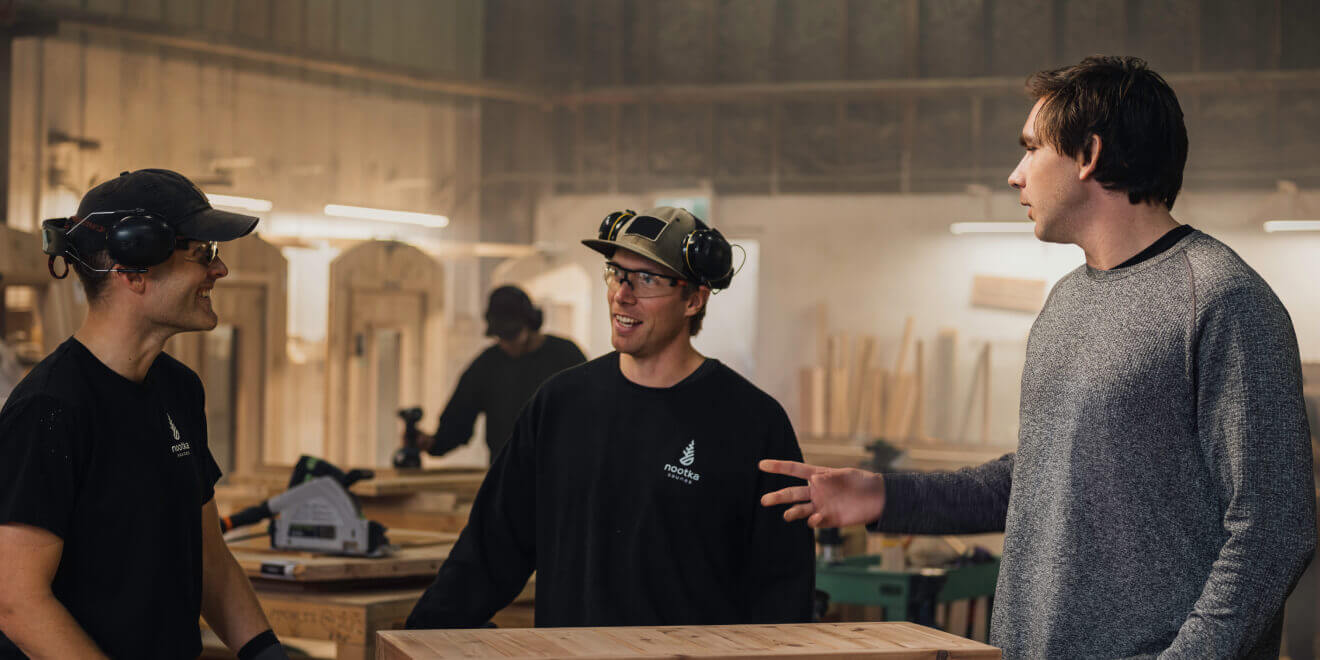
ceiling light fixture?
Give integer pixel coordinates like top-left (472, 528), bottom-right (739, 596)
top-left (1262, 220), bottom-right (1320, 233)
top-left (208, 194), bottom-right (273, 212)
top-left (324, 204), bottom-right (449, 228)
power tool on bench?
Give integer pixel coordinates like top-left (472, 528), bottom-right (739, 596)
top-left (219, 455), bottom-right (392, 557)
top-left (393, 406), bottom-right (425, 469)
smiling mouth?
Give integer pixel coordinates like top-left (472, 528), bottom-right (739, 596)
top-left (614, 314), bottom-right (640, 328)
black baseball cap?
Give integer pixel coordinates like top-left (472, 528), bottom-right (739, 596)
top-left (70, 168), bottom-right (259, 249)
top-left (485, 286), bottom-right (538, 339)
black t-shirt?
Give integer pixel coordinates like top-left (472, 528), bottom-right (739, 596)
top-left (1114, 224), bottom-right (1195, 269)
top-left (407, 352), bottom-right (816, 628)
top-left (431, 334), bottom-right (586, 458)
top-left (0, 338), bottom-right (222, 659)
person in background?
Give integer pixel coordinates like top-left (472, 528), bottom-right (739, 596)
top-left (414, 285), bottom-right (586, 461)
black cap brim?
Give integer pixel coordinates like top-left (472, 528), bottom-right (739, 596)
top-left (175, 207), bottom-right (259, 242)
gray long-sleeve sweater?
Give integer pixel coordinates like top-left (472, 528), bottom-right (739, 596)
top-left (874, 231), bottom-right (1315, 658)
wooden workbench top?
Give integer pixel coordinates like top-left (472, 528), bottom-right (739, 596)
top-left (377, 622), bottom-right (999, 659)
top-left (227, 529), bottom-right (457, 582)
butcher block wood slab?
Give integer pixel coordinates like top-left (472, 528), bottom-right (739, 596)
top-left (376, 622), bottom-right (1000, 659)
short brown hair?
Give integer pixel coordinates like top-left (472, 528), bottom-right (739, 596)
top-left (70, 250), bottom-right (115, 302)
top-left (680, 282), bottom-right (707, 337)
top-left (1027, 55), bottom-right (1188, 210)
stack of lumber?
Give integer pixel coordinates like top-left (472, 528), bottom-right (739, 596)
top-left (798, 314), bottom-right (926, 445)
top-left (797, 309), bottom-right (1001, 460)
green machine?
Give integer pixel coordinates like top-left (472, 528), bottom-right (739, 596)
top-left (815, 555), bottom-right (1000, 625)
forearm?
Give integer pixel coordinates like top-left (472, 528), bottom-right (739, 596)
top-left (0, 592), bottom-right (107, 659)
top-left (201, 542), bottom-right (272, 650)
top-left (869, 453), bottom-right (1014, 534)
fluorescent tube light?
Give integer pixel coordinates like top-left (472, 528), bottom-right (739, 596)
top-left (949, 222), bottom-right (1035, 235)
top-left (324, 204), bottom-right (449, 228)
top-left (1263, 220), bottom-right (1320, 233)
top-left (208, 194), bottom-right (273, 212)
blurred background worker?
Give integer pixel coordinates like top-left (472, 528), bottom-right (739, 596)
top-left (414, 285), bottom-right (586, 461)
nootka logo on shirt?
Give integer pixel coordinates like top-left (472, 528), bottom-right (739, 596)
top-left (166, 413), bottom-right (191, 458)
top-left (664, 440), bottom-right (701, 485)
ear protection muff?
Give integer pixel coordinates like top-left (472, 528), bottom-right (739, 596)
top-left (681, 220), bottom-right (733, 289)
top-left (106, 213), bottom-right (176, 269)
top-left (40, 209), bottom-right (176, 278)
top-left (597, 209), bottom-right (636, 242)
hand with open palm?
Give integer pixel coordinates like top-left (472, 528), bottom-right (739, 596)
top-left (759, 460), bottom-right (887, 528)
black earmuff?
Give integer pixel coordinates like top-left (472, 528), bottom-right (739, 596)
top-left (598, 210), bottom-right (636, 241)
top-left (682, 221), bottom-right (733, 289)
top-left (106, 213), bottom-right (175, 269)
top-left (41, 209), bottom-right (176, 277)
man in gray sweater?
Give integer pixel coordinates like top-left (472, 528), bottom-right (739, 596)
top-left (762, 56), bottom-right (1315, 658)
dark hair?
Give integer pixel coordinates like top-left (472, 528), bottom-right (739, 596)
top-left (1026, 55), bottom-right (1188, 210)
top-left (70, 249), bottom-right (114, 302)
top-left (680, 282), bottom-right (707, 336)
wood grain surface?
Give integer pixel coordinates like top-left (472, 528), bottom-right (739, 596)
top-left (377, 622), bottom-right (1000, 659)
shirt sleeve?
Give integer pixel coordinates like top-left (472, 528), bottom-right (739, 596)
top-left (1160, 285), bottom-right (1316, 658)
top-left (744, 405), bottom-right (816, 623)
top-left (868, 454), bottom-right (1014, 535)
top-left (430, 360), bottom-right (485, 456)
top-left (0, 394), bottom-right (85, 539)
top-left (406, 392), bottom-right (538, 628)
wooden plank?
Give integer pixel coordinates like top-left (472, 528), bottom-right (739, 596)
top-left (798, 366), bottom-right (827, 437)
top-left (849, 336), bottom-right (875, 438)
top-left (931, 329), bottom-right (958, 441)
top-left (378, 623), bottom-right (1001, 658)
top-left (957, 344), bottom-right (991, 444)
top-left (970, 275), bottom-right (1047, 313)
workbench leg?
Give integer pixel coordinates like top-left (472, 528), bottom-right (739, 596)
top-left (971, 596), bottom-right (989, 642)
top-left (337, 642), bottom-right (367, 660)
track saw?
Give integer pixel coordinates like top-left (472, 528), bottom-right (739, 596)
top-left (220, 455), bottom-right (392, 557)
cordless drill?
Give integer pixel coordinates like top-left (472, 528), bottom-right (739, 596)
top-left (393, 407), bottom-right (425, 469)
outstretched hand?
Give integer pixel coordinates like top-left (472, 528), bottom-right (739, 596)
top-left (759, 460), bottom-right (886, 529)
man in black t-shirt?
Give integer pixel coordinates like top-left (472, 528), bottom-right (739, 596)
top-left (413, 285), bottom-right (585, 460)
top-left (0, 170), bottom-right (286, 660)
top-left (406, 207), bottom-right (815, 628)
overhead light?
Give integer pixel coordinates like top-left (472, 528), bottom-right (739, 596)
top-left (324, 204), bottom-right (449, 228)
top-left (209, 194), bottom-right (272, 212)
top-left (949, 222), bottom-right (1035, 235)
top-left (1263, 220), bottom-right (1320, 233)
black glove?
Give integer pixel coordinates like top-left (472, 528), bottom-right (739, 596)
top-left (238, 630), bottom-right (290, 660)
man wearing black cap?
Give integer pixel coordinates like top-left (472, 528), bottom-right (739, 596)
top-left (406, 207), bottom-right (813, 629)
top-left (411, 285), bottom-right (585, 461)
top-left (0, 170), bottom-right (287, 659)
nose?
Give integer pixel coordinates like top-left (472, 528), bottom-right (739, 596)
top-left (610, 276), bottom-right (636, 305)
top-left (210, 256), bottom-right (229, 279)
top-left (1008, 154), bottom-right (1027, 190)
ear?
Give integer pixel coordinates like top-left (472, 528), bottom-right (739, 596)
top-left (1078, 133), bottom-right (1102, 181)
top-left (684, 285), bottom-right (711, 318)
top-left (116, 269), bottom-right (149, 295)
